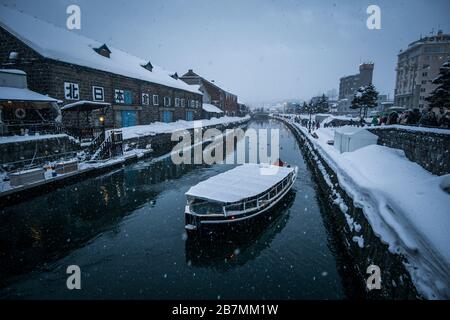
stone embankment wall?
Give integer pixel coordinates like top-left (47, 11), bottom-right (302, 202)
top-left (276, 116), bottom-right (419, 299)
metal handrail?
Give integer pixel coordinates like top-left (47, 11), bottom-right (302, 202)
top-left (223, 172), bottom-right (294, 216)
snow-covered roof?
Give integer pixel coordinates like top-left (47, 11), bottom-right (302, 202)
top-left (0, 69), bottom-right (26, 75)
top-left (186, 163), bottom-right (294, 203)
top-left (335, 126), bottom-right (377, 137)
top-left (0, 6), bottom-right (201, 95)
top-left (61, 100), bottom-right (111, 111)
top-left (202, 103), bottom-right (223, 113)
top-left (0, 133), bottom-right (68, 145)
top-left (0, 86), bottom-right (57, 102)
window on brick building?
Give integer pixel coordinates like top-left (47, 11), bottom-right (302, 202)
top-left (164, 96), bottom-right (171, 107)
top-left (153, 95), bottom-right (159, 106)
top-left (175, 98), bottom-right (180, 107)
top-left (124, 90), bottom-right (133, 104)
top-left (181, 98), bottom-right (185, 107)
top-left (142, 93), bottom-right (150, 106)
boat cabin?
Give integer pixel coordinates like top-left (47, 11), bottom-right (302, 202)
top-left (185, 163), bottom-right (297, 230)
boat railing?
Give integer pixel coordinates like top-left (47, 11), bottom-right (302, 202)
top-left (223, 171), bottom-right (295, 216)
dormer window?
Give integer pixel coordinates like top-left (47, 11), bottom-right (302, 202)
top-left (171, 72), bottom-right (179, 80)
top-left (94, 44), bottom-right (111, 58)
top-left (142, 61), bottom-right (153, 72)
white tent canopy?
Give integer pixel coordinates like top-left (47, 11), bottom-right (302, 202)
top-left (0, 86), bottom-right (58, 102)
top-left (334, 126), bottom-right (378, 153)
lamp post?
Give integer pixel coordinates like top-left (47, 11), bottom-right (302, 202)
top-left (99, 114), bottom-right (105, 138)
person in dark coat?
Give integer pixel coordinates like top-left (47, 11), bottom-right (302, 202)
top-left (387, 112), bottom-right (399, 125)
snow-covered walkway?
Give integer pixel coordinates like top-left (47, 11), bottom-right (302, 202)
top-left (290, 121), bottom-right (450, 299)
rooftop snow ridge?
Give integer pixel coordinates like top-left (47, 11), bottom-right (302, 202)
top-left (0, 5), bottom-right (201, 95)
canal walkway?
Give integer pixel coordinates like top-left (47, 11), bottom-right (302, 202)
top-left (275, 115), bottom-right (450, 300)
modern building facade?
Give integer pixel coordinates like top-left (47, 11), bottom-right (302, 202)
top-left (0, 6), bottom-right (203, 131)
top-left (394, 30), bottom-right (450, 111)
top-left (336, 63), bottom-right (374, 115)
top-left (339, 63), bottom-right (374, 99)
top-left (180, 69), bottom-right (238, 116)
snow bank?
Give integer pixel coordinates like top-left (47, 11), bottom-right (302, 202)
top-left (369, 124), bottom-right (450, 135)
top-left (295, 123), bottom-right (450, 299)
top-left (119, 116), bottom-right (250, 140)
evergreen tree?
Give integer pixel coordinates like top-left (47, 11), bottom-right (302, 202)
top-left (316, 94), bottom-right (329, 113)
top-left (426, 60), bottom-right (450, 110)
top-left (361, 84), bottom-right (379, 118)
top-left (351, 87), bottom-right (364, 118)
top-left (301, 101), bottom-right (308, 114)
top-left (351, 84), bottom-right (379, 118)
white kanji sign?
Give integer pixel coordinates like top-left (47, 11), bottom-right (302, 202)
top-left (64, 82), bottom-right (79, 100)
top-left (92, 86), bottom-right (104, 102)
top-left (115, 89), bottom-right (125, 104)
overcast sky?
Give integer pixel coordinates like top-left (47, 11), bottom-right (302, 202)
top-left (2, 0), bottom-right (449, 105)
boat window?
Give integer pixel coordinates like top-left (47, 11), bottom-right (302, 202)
top-left (191, 201), bottom-right (223, 215)
top-left (226, 203), bottom-right (245, 212)
top-left (246, 200), bottom-right (257, 209)
top-left (259, 193), bottom-right (270, 201)
top-left (269, 188), bottom-right (277, 198)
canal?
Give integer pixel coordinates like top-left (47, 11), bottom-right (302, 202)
top-left (0, 119), bottom-right (359, 299)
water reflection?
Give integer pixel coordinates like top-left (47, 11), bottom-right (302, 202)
top-left (0, 120), bottom-right (350, 299)
top-left (0, 156), bottom-right (202, 288)
top-left (185, 191), bottom-right (296, 271)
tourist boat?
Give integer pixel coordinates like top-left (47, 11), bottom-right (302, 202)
top-left (185, 163), bottom-right (298, 232)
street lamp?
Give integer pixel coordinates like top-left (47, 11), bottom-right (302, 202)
top-left (99, 114), bottom-right (106, 138)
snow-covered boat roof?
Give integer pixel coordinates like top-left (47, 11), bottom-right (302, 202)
top-left (202, 103), bottom-right (223, 113)
top-left (186, 163), bottom-right (294, 203)
top-left (0, 6), bottom-right (201, 95)
top-left (0, 86), bottom-right (57, 102)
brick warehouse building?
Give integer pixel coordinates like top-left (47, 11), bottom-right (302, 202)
top-left (180, 69), bottom-right (238, 116)
top-left (0, 6), bottom-right (203, 132)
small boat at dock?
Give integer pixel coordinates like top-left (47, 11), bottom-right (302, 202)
top-left (185, 163), bottom-right (298, 232)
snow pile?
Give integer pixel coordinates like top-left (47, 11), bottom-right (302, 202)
top-left (119, 116), bottom-right (250, 140)
top-left (0, 6), bottom-right (201, 95)
top-left (296, 124), bottom-right (450, 299)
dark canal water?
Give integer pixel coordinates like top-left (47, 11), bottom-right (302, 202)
top-left (0, 119), bottom-right (356, 299)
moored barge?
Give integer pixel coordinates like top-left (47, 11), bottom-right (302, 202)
top-left (185, 163), bottom-right (298, 231)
